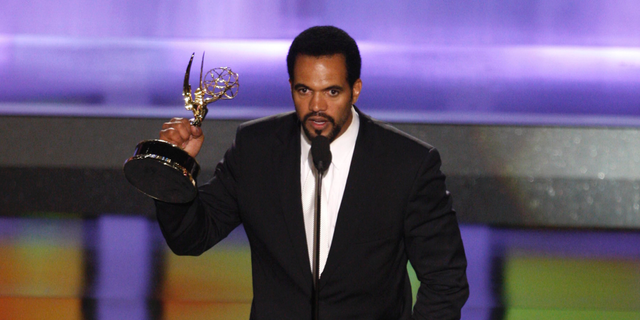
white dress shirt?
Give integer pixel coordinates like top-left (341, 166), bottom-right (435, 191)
top-left (300, 107), bottom-right (359, 276)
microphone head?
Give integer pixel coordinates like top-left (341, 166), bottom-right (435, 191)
top-left (311, 135), bottom-right (332, 173)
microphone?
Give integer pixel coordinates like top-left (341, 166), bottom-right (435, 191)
top-left (310, 134), bottom-right (331, 320)
top-left (311, 135), bottom-right (332, 174)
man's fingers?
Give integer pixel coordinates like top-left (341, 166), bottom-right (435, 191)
top-left (160, 118), bottom-right (193, 144)
top-left (158, 118), bottom-right (204, 158)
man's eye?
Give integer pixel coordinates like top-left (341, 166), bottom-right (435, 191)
top-left (298, 88), bottom-right (308, 94)
top-left (329, 89), bottom-right (339, 96)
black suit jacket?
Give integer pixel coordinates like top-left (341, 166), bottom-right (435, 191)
top-left (155, 108), bottom-right (469, 319)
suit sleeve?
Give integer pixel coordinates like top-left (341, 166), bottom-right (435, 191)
top-left (154, 133), bottom-right (243, 256)
top-left (405, 147), bottom-right (469, 319)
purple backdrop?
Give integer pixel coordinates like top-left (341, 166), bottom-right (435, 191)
top-left (1, 0), bottom-right (639, 124)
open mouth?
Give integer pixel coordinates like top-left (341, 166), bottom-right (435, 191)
top-left (304, 113), bottom-right (334, 131)
top-left (309, 117), bottom-right (328, 130)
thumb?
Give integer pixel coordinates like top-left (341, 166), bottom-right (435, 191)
top-left (182, 125), bottom-right (204, 158)
top-left (191, 125), bottom-right (203, 139)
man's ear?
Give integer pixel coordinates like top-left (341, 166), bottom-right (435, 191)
top-left (351, 79), bottom-right (362, 104)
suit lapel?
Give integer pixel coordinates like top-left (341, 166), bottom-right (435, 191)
top-left (274, 113), bottom-right (314, 287)
top-left (319, 111), bottom-right (384, 288)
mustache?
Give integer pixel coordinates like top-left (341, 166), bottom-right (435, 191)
top-left (302, 112), bottom-right (336, 125)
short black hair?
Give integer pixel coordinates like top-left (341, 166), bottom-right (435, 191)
top-left (287, 26), bottom-right (361, 87)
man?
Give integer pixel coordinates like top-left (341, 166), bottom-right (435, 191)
top-left (155, 26), bottom-right (468, 319)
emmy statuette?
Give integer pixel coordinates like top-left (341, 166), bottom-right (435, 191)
top-left (123, 53), bottom-right (239, 203)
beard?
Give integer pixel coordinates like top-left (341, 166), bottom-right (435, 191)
top-left (301, 111), bottom-right (345, 142)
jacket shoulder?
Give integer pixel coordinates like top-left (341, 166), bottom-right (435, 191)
top-left (361, 114), bottom-right (436, 155)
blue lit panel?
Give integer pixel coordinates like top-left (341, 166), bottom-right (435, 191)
top-left (0, 0), bottom-right (639, 125)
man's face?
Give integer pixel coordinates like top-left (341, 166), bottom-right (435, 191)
top-left (290, 54), bottom-right (362, 142)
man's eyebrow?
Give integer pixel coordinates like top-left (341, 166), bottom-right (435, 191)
top-left (292, 84), bottom-right (345, 91)
top-left (324, 85), bottom-right (344, 91)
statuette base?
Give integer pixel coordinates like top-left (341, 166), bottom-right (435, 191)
top-left (123, 140), bottom-right (200, 203)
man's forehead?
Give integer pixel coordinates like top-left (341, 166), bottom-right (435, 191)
top-left (291, 54), bottom-right (348, 81)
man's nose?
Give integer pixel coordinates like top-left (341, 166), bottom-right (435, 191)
top-left (309, 92), bottom-right (327, 112)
